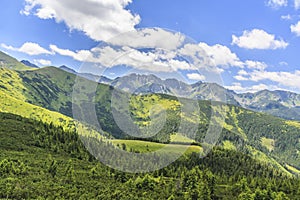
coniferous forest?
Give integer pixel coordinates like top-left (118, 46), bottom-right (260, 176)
top-left (0, 112), bottom-right (299, 199)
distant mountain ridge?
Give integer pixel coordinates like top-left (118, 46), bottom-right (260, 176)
top-left (21, 60), bottom-right (39, 68)
top-left (59, 65), bottom-right (112, 84)
top-left (62, 71), bottom-right (300, 121)
top-left (72, 72), bottom-right (299, 120)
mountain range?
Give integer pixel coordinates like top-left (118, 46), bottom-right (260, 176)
top-left (58, 65), bottom-right (300, 121)
top-left (2, 49), bottom-right (300, 122)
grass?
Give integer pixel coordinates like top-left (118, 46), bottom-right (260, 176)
top-left (0, 90), bottom-right (72, 128)
top-left (111, 139), bottom-right (202, 155)
top-left (0, 51), bottom-right (33, 71)
top-left (129, 94), bottom-right (180, 126)
top-left (261, 137), bottom-right (275, 152)
top-left (230, 106), bottom-right (248, 140)
top-left (285, 120), bottom-right (300, 129)
top-left (170, 133), bottom-right (196, 144)
top-left (285, 164), bottom-right (300, 175)
top-left (0, 90), bottom-right (105, 140)
top-left (0, 68), bottom-right (27, 101)
top-left (222, 140), bottom-right (236, 151)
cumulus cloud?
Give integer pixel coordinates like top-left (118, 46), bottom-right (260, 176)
top-left (295, 0), bottom-right (300, 9)
top-left (186, 73), bottom-right (206, 81)
top-left (232, 29), bottom-right (288, 50)
top-left (178, 43), bottom-right (212, 67)
top-left (21, 0), bottom-right (140, 41)
top-left (34, 59), bottom-right (52, 66)
top-left (50, 27), bottom-right (264, 75)
top-left (249, 70), bottom-right (300, 89)
top-left (178, 42), bottom-right (244, 74)
top-left (237, 70), bottom-right (249, 76)
top-left (226, 82), bottom-right (265, 93)
top-left (281, 14), bottom-right (292, 20)
top-left (48, 28), bottom-right (246, 73)
top-left (225, 82), bottom-right (282, 93)
top-left (291, 21), bottom-right (300, 36)
top-left (197, 42), bottom-right (243, 67)
top-left (1, 42), bottom-right (53, 55)
top-left (279, 61), bottom-right (288, 66)
top-left (50, 44), bottom-right (197, 72)
top-left (244, 60), bottom-right (268, 70)
top-left (231, 58), bottom-right (300, 91)
top-left (108, 28), bottom-right (186, 50)
top-left (234, 68), bottom-right (300, 90)
top-left (50, 44), bottom-right (92, 61)
top-left (234, 75), bottom-right (249, 81)
top-left (267, 0), bottom-right (288, 8)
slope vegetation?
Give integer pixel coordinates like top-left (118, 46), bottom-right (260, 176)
top-left (0, 66), bottom-right (299, 175)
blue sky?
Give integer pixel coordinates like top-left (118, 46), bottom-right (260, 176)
top-left (1, 0), bottom-right (300, 93)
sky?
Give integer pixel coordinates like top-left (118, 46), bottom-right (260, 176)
top-left (1, 0), bottom-right (300, 93)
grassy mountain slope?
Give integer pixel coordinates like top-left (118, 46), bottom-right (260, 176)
top-left (0, 89), bottom-right (108, 142)
top-left (0, 51), bottom-right (33, 71)
top-left (0, 66), bottom-right (299, 175)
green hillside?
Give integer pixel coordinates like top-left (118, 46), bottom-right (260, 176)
top-left (0, 51), bottom-right (33, 71)
top-left (1, 112), bottom-right (299, 199)
top-left (0, 89), bottom-right (109, 142)
top-left (0, 66), bottom-right (299, 175)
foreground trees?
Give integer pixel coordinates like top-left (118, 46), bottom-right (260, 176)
top-left (0, 112), bottom-right (299, 199)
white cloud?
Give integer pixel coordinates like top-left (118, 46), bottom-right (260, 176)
top-left (250, 84), bottom-right (269, 92)
top-left (237, 70), bottom-right (249, 76)
top-left (279, 61), bottom-right (288, 66)
top-left (267, 0), bottom-right (288, 8)
top-left (34, 59), bottom-right (52, 66)
top-left (178, 43), bottom-right (212, 68)
top-left (291, 21), bottom-right (300, 36)
top-left (177, 42), bottom-right (243, 75)
top-left (248, 70), bottom-right (300, 89)
top-left (21, 0), bottom-right (140, 42)
top-left (225, 82), bottom-right (281, 93)
top-left (49, 27), bottom-right (193, 72)
top-left (281, 14), bottom-right (292, 20)
top-left (50, 29), bottom-right (248, 74)
top-left (234, 75), bottom-right (249, 81)
top-left (50, 44), bottom-right (197, 72)
top-left (108, 28), bottom-right (186, 50)
top-left (49, 31), bottom-right (275, 77)
top-left (234, 69), bottom-right (251, 81)
top-left (187, 73), bottom-right (206, 81)
top-left (50, 44), bottom-right (92, 61)
top-left (0, 44), bottom-right (15, 51)
top-left (244, 60), bottom-right (268, 70)
top-left (232, 61), bottom-right (300, 91)
top-left (225, 82), bottom-right (244, 91)
top-left (295, 0), bottom-right (300, 9)
top-left (1, 42), bottom-right (53, 55)
top-left (232, 63), bottom-right (300, 90)
top-left (198, 42), bottom-right (243, 67)
top-left (232, 29), bottom-right (288, 50)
